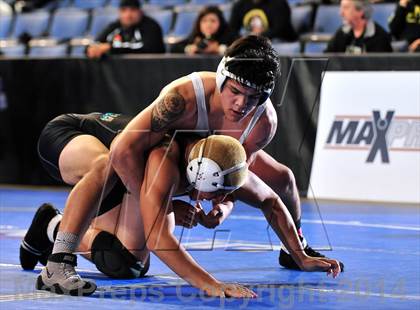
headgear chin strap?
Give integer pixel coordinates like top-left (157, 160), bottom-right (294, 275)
top-left (186, 142), bottom-right (247, 193)
top-left (216, 56), bottom-right (275, 105)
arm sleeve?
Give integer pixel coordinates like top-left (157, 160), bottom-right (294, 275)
top-left (140, 16), bottom-right (165, 53)
top-left (170, 38), bottom-right (190, 53)
top-left (143, 20), bottom-right (165, 53)
top-left (370, 31), bottom-right (393, 52)
top-left (377, 39), bottom-right (393, 52)
top-left (95, 23), bottom-right (115, 43)
top-left (324, 30), bottom-right (341, 53)
top-left (389, 5), bottom-right (408, 39)
top-left (383, 34), bottom-right (393, 52)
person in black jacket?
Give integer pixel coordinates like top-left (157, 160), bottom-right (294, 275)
top-left (389, 0), bottom-right (420, 52)
top-left (87, 0), bottom-right (165, 58)
top-left (229, 0), bottom-right (297, 41)
top-left (171, 6), bottom-right (237, 55)
top-left (325, 0), bottom-right (392, 53)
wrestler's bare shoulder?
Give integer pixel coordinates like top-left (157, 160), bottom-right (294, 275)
top-left (160, 72), bottom-right (217, 106)
top-left (249, 100), bottom-right (278, 143)
top-left (158, 74), bottom-right (198, 107)
top-left (194, 71), bottom-right (217, 93)
top-left (264, 100), bottom-right (278, 128)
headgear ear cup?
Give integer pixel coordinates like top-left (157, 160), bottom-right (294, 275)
top-left (186, 135), bottom-right (248, 193)
top-left (187, 157), bottom-right (226, 192)
top-left (216, 56), bottom-right (228, 92)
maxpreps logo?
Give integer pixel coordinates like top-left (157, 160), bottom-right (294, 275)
top-left (324, 111), bottom-right (420, 163)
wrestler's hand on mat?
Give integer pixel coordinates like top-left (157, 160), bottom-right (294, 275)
top-left (202, 282), bottom-right (257, 298)
top-left (172, 200), bottom-right (203, 228)
top-left (300, 256), bottom-right (341, 278)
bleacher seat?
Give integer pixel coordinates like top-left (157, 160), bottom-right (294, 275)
top-left (29, 44), bottom-right (68, 57)
top-left (0, 44), bottom-right (25, 57)
top-left (40, 0), bottom-right (74, 10)
top-left (56, 0), bottom-right (74, 8)
top-left (142, 4), bottom-right (166, 11)
top-left (313, 5), bottom-right (341, 34)
top-left (171, 10), bottom-right (199, 38)
top-left (273, 42), bottom-right (301, 54)
top-left (108, 0), bottom-right (121, 6)
top-left (288, 0), bottom-right (306, 6)
top-left (219, 3), bottom-right (232, 21)
top-left (49, 8), bottom-right (89, 40)
top-left (12, 10), bottom-right (50, 38)
top-left (89, 7), bottom-right (119, 37)
top-left (73, 0), bottom-right (108, 9)
top-left (148, 0), bottom-right (187, 6)
top-left (372, 3), bottom-right (395, 32)
top-left (70, 45), bottom-right (87, 57)
top-left (42, 0), bottom-right (73, 10)
top-left (0, 14), bottom-right (13, 39)
top-left (304, 41), bottom-right (327, 54)
top-left (223, 9), bottom-right (231, 21)
top-left (190, 0), bottom-right (227, 4)
top-left (147, 10), bottom-right (173, 36)
top-left (291, 5), bottom-right (313, 34)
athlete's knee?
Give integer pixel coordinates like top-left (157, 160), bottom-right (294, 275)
top-left (261, 195), bottom-right (282, 215)
top-left (284, 167), bottom-right (297, 191)
top-left (275, 166), bottom-right (297, 194)
top-left (91, 231), bottom-right (148, 279)
top-left (88, 153), bottom-right (111, 181)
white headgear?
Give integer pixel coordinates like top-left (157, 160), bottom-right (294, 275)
top-left (186, 141), bottom-right (247, 193)
top-left (216, 56), bottom-right (275, 105)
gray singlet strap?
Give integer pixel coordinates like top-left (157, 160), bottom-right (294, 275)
top-left (238, 100), bottom-right (268, 144)
top-left (189, 72), bottom-right (209, 132)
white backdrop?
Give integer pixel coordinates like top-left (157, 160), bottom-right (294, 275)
top-left (309, 71), bottom-right (420, 203)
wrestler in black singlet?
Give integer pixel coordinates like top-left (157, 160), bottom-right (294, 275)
top-left (37, 113), bottom-right (132, 216)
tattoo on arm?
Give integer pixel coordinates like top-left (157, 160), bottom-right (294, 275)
top-left (151, 91), bottom-right (186, 132)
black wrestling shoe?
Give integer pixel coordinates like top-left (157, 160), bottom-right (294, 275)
top-left (20, 203), bottom-right (61, 270)
top-left (279, 241), bottom-right (345, 272)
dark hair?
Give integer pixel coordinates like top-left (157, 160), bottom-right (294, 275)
top-left (224, 35), bottom-right (280, 88)
top-left (119, 0), bottom-right (141, 9)
top-left (187, 6), bottom-right (229, 41)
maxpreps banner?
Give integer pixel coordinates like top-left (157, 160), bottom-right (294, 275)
top-left (309, 72), bottom-right (420, 203)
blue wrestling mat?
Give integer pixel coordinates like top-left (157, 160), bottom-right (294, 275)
top-left (0, 187), bottom-right (419, 309)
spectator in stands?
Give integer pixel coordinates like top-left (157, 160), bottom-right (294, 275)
top-left (229, 0), bottom-right (297, 42)
top-left (325, 0), bottom-right (393, 53)
top-left (87, 0), bottom-right (165, 58)
top-left (171, 6), bottom-right (237, 55)
top-left (389, 0), bottom-right (420, 52)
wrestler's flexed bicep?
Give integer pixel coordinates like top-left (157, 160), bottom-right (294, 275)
top-left (110, 88), bottom-right (191, 199)
top-left (150, 91), bottom-right (187, 132)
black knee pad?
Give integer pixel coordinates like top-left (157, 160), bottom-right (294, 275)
top-left (91, 231), bottom-right (148, 279)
